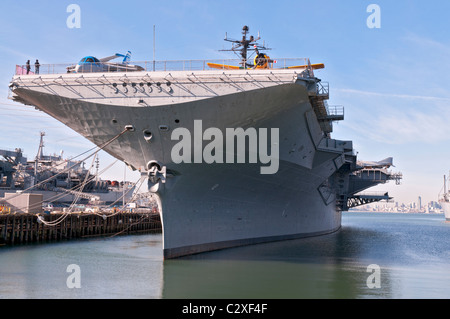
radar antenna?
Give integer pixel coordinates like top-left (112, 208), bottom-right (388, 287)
top-left (221, 25), bottom-right (272, 68)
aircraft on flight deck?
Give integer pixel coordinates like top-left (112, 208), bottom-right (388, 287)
top-left (66, 51), bottom-right (145, 73)
top-left (207, 26), bottom-right (325, 71)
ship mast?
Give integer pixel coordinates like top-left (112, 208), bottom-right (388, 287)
top-left (36, 132), bottom-right (45, 162)
top-left (445, 175), bottom-right (447, 194)
top-left (221, 25), bottom-right (271, 68)
top-left (34, 132), bottom-right (46, 185)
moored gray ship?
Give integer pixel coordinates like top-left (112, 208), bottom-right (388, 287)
top-left (0, 132), bottom-right (134, 207)
top-left (8, 26), bottom-right (402, 258)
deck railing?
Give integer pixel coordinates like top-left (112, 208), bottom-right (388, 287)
top-left (15, 58), bottom-right (313, 76)
top-left (316, 81), bottom-right (329, 96)
top-left (325, 105), bottom-right (345, 121)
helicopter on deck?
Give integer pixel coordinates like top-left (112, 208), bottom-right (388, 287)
top-left (223, 25), bottom-right (273, 69)
top-left (207, 25), bottom-right (324, 71)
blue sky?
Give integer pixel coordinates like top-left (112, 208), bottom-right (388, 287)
top-left (1, 0), bottom-right (450, 205)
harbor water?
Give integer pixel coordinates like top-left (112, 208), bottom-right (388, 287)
top-left (0, 212), bottom-right (449, 299)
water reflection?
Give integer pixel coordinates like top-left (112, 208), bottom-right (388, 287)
top-left (162, 213), bottom-right (450, 299)
top-left (162, 226), bottom-right (395, 299)
top-left (1, 213), bottom-right (449, 299)
top-left (0, 234), bottom-right (164, 299)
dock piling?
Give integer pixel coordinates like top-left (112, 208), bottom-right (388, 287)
top-left (0, 211), bottom-right (161, 246)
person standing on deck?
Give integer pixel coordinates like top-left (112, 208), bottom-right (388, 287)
top-left (35, 60), bottom-right (40, 74)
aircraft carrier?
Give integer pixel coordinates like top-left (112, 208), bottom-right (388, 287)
top-left (8, 26), bottom-right (402, 258)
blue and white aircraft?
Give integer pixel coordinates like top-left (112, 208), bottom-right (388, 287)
top-left (67, 51), bottom-right (144, 73)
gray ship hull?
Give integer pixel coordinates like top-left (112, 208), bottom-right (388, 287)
top-left (9, 67), bottom-right (395, 258)
top-left (159, 161), bottom-right (341, 258)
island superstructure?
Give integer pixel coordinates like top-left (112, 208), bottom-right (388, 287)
top-left (8, 26), bottom-right (401, 258)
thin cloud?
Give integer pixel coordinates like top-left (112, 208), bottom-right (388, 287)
top-left (335, 88), bottom-right (450, 103)
top-left (342, 106), bottom-right (450, 145)
top-left (403, 33), bottom-right (450, 55)
top-left (334, 87), bottom-right (450, 145)
top-left (0, 45), bottom-right (32, 61)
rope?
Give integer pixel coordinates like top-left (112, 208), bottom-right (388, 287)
top-left (32, 128), bottom-right (131, 226)
top-left (108, 213), bottom-right (161, 238)
top-left (85, 174), bottom-right (147, 218)
top-left (37, 158), bottom-right (119, 205)
top-left (38, 151), bottom-right (99, 226)
top-left (37, 163), bottom-right (148, 226)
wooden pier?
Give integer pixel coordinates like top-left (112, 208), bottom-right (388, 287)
top-left (0, 211), bottom-right (161, 246)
